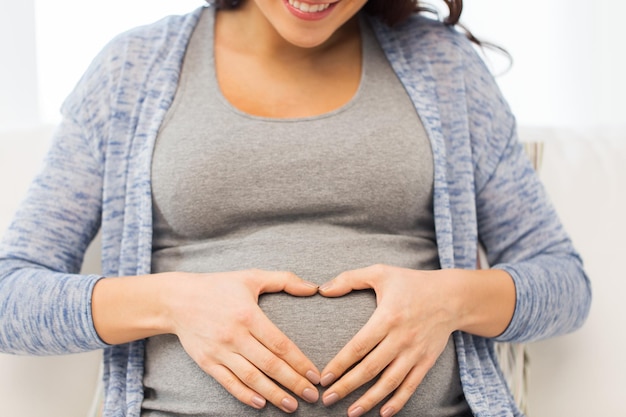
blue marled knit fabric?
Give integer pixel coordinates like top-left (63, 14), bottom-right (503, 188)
top-left (0, 6), bottom-right (591, 417)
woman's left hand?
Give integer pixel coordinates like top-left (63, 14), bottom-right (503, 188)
top-left (317, 265), bottom-right (460, 417)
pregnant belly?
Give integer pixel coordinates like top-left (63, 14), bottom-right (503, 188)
top-left (258, 290), bottom-right (377, 371)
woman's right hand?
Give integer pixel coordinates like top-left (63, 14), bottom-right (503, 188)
top-left (92, 269), bottom-right (321, 413)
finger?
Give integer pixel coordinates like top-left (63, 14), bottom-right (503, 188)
top-left (226, 352), bottom-right (301, 413)
top-left (205, 363), bottom-right (268, 410)
top-left (319, 264), bottom-right (385, 297)
top-left (250, 270), bottom-right (318, 297)
top-left (240, 336), bottom-right (320, 403)
top-left (322, 339), bottom-right (397, 405)
top-left (344, 356), bottom-right (419, 416)
top-left (377, 364), bottom-right (431, 417)
top-left (320, 312), bottom-right (388, 387)
top-left (249, 306), bottom-right (320, 383)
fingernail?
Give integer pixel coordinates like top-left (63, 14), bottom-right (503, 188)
top-left (381, 406), bottom-right (396, 417)
top-left (306, 369), bottom-right (320, 385)
top-left (251, 395), bottom-right (266, 409)
top-left (302, 387), bottom-right (319, 403)
top-left (322, 392), bottom-right (339, 406)
top-left (348, 406), bottom-right (365, 417)
top-left (281, 397), bottom-right (298, 412)
top-left (320, 372), bottom-right (335, 387)
top-left (303, 280), bottom-right (319, 289)
top-left (319, 282), bottom-right (333, 292)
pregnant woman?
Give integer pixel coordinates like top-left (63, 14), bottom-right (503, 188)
top-left (0, 0), bottom-right (591, 416)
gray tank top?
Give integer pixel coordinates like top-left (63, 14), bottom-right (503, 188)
top-left (143, 8), bottom-right (470, 417)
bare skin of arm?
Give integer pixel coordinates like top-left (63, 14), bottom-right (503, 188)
top-left (318, 265), bottom-right (516, 417)
top-left (92, 269), bottom-right (322, 413)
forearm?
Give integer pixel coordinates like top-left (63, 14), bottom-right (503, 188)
top-left (445, 268), bottom-right (516, 338)
top-left (91, 273), bottom-right (173, 345)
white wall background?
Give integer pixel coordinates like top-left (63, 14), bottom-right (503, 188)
top-left (463, 0), bottom-right (625, 128)
top-left (0, 1), bottom-right (39, 130)
top-left (0, 0), bottom-right (203, 132)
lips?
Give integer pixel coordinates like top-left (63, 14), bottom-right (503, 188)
top-left (283, 0), bottom-right (338, 22)
top-left (287, 0), bottom-right (332, 13)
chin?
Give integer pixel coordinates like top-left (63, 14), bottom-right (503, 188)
top-left (288, 36), bottom-right (331, 48)
top-left (278, 27), bottom-right (336, 49)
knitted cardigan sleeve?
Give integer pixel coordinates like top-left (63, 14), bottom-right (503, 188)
top-left (0, 114), bottom-right (108, 354)
top-left (0, 21), bottom-right (135, 355)
top-left (477, 129), bottom-right (593, 342)
top-left (458, 35), bottom-right (593, 343)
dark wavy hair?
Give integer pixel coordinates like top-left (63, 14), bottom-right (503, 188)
top-left (210, 0), bottom-right (463, 27)
top-left (364, 0), bottom-right (462, 27)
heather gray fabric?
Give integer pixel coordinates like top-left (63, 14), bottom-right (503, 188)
top-left (142, 10), bottom-right (469, 417)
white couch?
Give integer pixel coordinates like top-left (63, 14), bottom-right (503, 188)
top-left (0, 125), bottom-right (624, 416)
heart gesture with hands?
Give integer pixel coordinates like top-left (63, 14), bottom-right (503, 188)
top-left (94, 265), bottom-right (513, 415)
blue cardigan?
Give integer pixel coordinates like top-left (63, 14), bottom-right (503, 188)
top-left (0, 6), bottom-right (591, 417)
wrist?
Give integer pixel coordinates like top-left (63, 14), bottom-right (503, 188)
top-left (444, 268), bottom-right (516, 338)
top-left (92, 273), bottom-right (174, 344)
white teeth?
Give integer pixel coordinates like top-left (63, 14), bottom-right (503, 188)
top-left (288, 0), bottom-right (331, 13)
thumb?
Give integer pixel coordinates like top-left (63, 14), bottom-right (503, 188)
top-left (319, 267), bottom-right (375, 298)
top-left (256, 270), bottom-right (318, 297)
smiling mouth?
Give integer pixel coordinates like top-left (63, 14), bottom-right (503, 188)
top-left (287, 0), bottom-right (333, 13)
